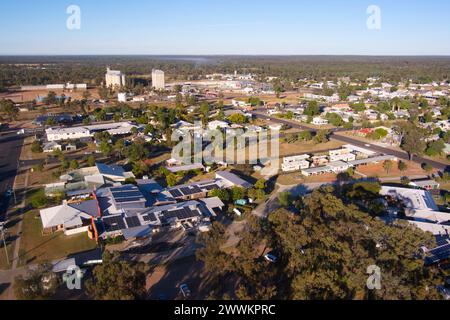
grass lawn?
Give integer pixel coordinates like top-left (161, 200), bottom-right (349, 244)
top-left (0, 239), bottom-right (14, 270)
top-left (17, 210), bottom-right (97, 267)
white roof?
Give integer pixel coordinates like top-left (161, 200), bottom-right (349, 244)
top-left (40, 203), bottom-right (91, 229)
top-left (380, 186), bottom-right (438, 211)
top-left (200, 197), bottom-right (225, 209)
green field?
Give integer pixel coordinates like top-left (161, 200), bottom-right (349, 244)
top-left (17, 210), bottom-right (97, 267)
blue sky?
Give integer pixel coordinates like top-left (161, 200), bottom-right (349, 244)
top-left (0, 0), bottom-right (449, 55)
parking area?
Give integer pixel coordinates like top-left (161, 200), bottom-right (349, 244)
top-left (146, 256), bottom-right (214, 300)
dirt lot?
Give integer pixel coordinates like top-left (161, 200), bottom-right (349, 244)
top-left (279, 140), bottom-right (344, 157)
top-left (0, 89), bottom-right (99, 103)
top-left (356, 160), bottom-right (434, 178)
top-left (146, 256), bottom-right (216, 300)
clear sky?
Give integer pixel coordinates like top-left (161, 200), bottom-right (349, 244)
top-left (0, 0), bottom-right (449, 55)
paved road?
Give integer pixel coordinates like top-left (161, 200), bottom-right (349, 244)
top-left (248, 109), bottom-right (449, 173)
top-left (0, 133), bottom-right (24, 221)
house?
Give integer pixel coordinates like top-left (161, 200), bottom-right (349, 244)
top-left (46, 122), bottom-right (137, 142)
top-left (328, 161), bottom-right (352, 174)
top-left (329, 149), bottom-right (356, 162)
top-left (301, 161), bottom-right (351, 177)
top-left (65, 144), bottom-right (77, 152)
top-left (216, 171), bottom-right (252, 189)
top-left (95, 163), bottom-right (135, 182)
top-left (40, 199), bottom-right (100, 235)
top-left (342, 144), bottom-right (376, 158)
top-left (380, 186), bottom-right (450, 236)
top-left (348, 155), bottom-right (398, 168)
top-left (312, 117), bottom-right (329, 126)
top-left (311, 155), bottom-right (329, 167)
top-left (409, 179), bottom-right (440, 191)
top-left (166, 163), bottom-right (205, 174)
top-left (208, 120), bottom-right (229, 130)
top-left (282, 155), bottom-right (311, 172)
top-left (53, 248), bottom-right (103, 274)
top-left (43, 141), bottom-right (62, 153)
top-left (108, 184), bottom-right (147, 212)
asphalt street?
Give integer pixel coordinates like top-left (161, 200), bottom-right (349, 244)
top-left (0, 133), bottom-right (24, 221)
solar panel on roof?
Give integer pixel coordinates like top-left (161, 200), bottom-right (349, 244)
top-left (143, 213), bottom-right (158, 222)
top-left (180, 187), bottom-right (193, 196)
top-left (103, 216), bottom-right (126, 232)
top-left (204, 184), bottom-right (218, 191)
top-left (191, 186), bottom-right (203, 193)
top-left (198, 206), bottom-right (211, 217)
top-left (126, 216), bottom-right (141, 228)
top-left (112, 191), bottom-right (143, 198)
top-left (115, 197), bottom-right (145, 203)
top-left (111, 185), bottom-right (135, 191)
top-left (169, 189), bottom-right (183, 198)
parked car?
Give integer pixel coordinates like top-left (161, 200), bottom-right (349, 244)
top-left (179, 284), bottom-right (191, 298)
top-left (264, 252), bottom-right (279, 263)
top-left (5, 188), bottom-right (13, 198)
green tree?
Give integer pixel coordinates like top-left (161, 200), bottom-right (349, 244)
top-left (99, 141), bottom-right (113, 157)
top-left (0, 99), bottom-right (19, 120)
top-left (14, 263), bottom-right (59, 300)
top-left (87, 155), bottom-right (96, 167)
top-left (166, 173), bottom-right (178, 187)
top-left (313, 130), bottom-right (330, 144)
top-left (298, 131), bottom-right (312, 141)
top-left (31, 190), bottom-right (48, 208)
top-left (304, 101), bottom-right (320, 117)
top-left (383, 160), bottom-right (393, 175)
top-left (398, 161), bottom-right (408, 172)
top-left (86, 252), bottom-right (148, 300)
top-left (278, 191), bottom-right (291, 208)
top-left (255, 179), bottom-right (267, 191)
top-left (70, 159), bottom-right (79, 170)
top-left (231, 187), bottom-right (246, 202)
top-left (31, 140), bottom-right (43, 153)
top-left (209, 189), bottom-right (230, 203)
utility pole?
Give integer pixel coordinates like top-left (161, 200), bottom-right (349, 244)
top-left (0, 223), bottom-right (9, 266)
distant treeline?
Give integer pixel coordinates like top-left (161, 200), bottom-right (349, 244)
top-left (0, 55), bottom-right (449, 88)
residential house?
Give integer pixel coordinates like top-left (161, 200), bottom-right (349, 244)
top-left (40, 199), bottom-right (100, 235)
top-left (43, 141), bottom-right (62, 153)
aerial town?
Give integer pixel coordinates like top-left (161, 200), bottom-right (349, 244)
top-left (0, 1), bottom-right (450, 309)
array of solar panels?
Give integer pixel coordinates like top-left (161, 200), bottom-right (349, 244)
top-left (111, 185), bottom-right (145, 204)
top-left (103, 215), bottom-right (126, 232)
top-left (168, 183), bottom-right (220, 198)
top-left (426, 243), bottom-right (450, 265)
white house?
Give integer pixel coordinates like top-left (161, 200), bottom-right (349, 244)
top-left (43, 141), bottom-right (62, 153)
top-left (329, 148), bottom-right (356, 162)
top-left (312, 117), bottom-right (329, 126)
top-left (282, 155), bottom-right (310, 172)
top-left (208, 121), bottom-right (229, 130)
top-left (46, 122), bottom-right (137, 142)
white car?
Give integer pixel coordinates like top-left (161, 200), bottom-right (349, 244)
top-left (179, 284), bottom-right (191, 298)
top-left (264, 253), bottom-right (278, 263)
top-left (17, 129), bottom-right (25, 135)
